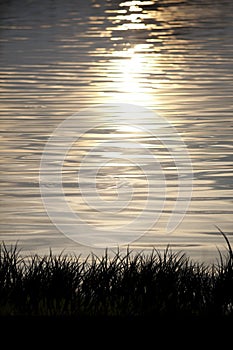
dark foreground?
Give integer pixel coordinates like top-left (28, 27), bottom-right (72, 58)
top-left (0, 232), bottom-right (233, 323)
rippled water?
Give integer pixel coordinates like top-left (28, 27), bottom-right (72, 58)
top-left (0, 0), bottom-right (233, 262)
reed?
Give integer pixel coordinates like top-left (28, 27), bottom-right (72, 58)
top-left (0, 231), bottom-right (232, 319)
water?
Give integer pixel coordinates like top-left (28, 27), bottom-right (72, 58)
top-left (0, 0), bottom-right (233, 262)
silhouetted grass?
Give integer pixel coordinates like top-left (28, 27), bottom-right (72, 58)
top-left (0, 231), bottom-right (233, 320)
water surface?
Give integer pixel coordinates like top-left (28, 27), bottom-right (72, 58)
top-left (0, 0), bottom-right (233, 262)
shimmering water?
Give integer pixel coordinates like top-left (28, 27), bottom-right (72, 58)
top-left (0, 0), bottom-right (233, 262)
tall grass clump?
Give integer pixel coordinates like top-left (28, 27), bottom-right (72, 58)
top-left (0, 231), bottom-right (232, 319)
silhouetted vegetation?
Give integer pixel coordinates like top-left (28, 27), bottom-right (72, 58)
top-left (0, 231), bottom-right (233, 320)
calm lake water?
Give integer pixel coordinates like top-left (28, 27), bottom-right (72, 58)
top-left (0, 0), bottom-right (233, 263)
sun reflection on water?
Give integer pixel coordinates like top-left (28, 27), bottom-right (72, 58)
top-left (119, 48), bottom-right (165, 103)
top-left (1, 0), bottom-right (233, 259)
top-left (98, 1), bottom-right (160, 105)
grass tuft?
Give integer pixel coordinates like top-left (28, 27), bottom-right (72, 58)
top-left (0, 232), bottom-right (233, 319)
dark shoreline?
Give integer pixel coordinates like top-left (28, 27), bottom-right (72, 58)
top-left (0, 233), bottom-right (233, 321)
